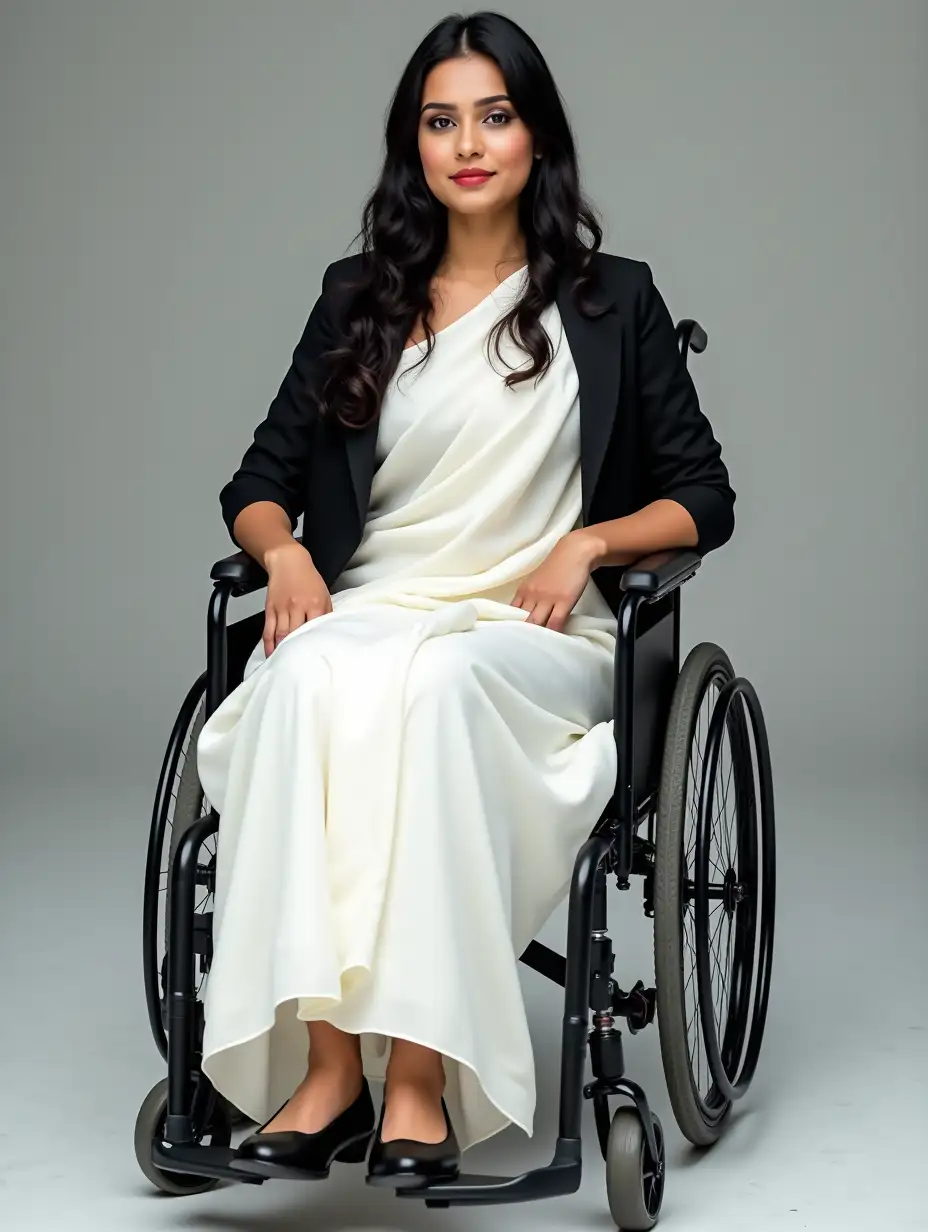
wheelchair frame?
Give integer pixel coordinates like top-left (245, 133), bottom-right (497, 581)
top-left (144, 319), bottom-right (771, 1212)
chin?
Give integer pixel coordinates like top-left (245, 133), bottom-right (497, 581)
top-left (449, 199), bottom-right (505, 216)
top-left (442, 189), bottom-right (517, 216)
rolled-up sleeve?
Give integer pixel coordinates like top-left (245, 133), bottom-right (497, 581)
top-left (636, 263), bottom-right (736, 554)
top-left (219, 263), bottom-right (339, 547)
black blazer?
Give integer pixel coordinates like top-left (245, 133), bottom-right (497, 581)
top-left (219, 251), bottom-right (735, 618)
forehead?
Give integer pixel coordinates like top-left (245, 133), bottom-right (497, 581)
top-left (421, 53), bottom-right (507, 107)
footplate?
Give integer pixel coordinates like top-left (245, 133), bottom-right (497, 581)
top-left (395, 1139), bottom-right (581, 1207)
top-left (151, 1140), bottom-right (265, 1185)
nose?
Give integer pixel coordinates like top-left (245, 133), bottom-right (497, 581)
top-left (454, 117), bottom-right (484, 161)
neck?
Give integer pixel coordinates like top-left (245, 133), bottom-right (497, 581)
top-left (440, 207), bottom-right (526, 281)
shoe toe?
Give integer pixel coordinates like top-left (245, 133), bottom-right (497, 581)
top-left (233, 1080), bottom-right (376, 1175)
top-left (237, 1130), bottom-right (301, 1163)
top-left (367, 1123), bottom-right (461, 1185)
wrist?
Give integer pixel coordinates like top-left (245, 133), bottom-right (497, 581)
top-left (571, 526), bottom-right (608, 570)
top-left (262, 539), bottom-right (304, 571)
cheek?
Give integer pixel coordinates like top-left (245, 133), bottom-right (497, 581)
top-left (490, 126), bottom-right (533, 172)
top-left (418, 133), bottom-right (449, 184)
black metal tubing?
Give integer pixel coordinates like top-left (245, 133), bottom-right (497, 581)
top-left (164, 810), bottom-right (219, 1144)
top-left (695, 677), bottom-right (776, 1103)
top-left (677, 317), bottom-right (708, 357)
top-left (610, 590), bottom-right (645, 881)
top-left (559, 833), bottom-right (614, 1140)
top-left (143, 669), bottom-right (208, 1061)
top-left (206, 584), bottom-right (232, 719)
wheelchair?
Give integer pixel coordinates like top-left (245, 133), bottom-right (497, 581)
top-left (136, 318), bottom-right (775, 1230)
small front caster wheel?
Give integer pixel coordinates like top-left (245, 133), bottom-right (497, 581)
top-left (134, 1078), bottom-right (229, 1195)
top-left (605, 1106), bottom-right (665, 1230)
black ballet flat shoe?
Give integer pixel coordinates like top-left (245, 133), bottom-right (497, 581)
top-left (230, 1078), bottom-right (375, 1181)
top-left (365, 1097), bottom-right (461, 1189)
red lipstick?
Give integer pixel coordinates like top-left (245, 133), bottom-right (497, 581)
top-left (450, 168), bottom-right (495, 186)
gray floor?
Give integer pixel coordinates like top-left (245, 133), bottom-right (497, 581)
top-left (1, 774), bottom-right (925, 1231)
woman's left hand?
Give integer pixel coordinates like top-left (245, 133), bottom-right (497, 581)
top-left (511, 532), bottom-right (599, 633)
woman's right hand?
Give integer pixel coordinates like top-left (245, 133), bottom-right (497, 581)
top-left (262, 541), bottom-right (333, 658)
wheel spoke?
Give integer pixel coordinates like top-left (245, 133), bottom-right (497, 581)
top-left (719, 778), bottom-right (734, 867)
top-left (710, 917), bottom-right (730, 1032)
top-left (684, 938), bottom-right (698, 973)
top-left (712, 938), bottom-right (730, 1022)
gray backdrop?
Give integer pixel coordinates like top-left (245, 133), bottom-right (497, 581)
top-left (1, 3), bottom-right (925, 1231)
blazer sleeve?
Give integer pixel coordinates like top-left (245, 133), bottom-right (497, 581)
top-left (635, 263), bottom-right (736, 554)
top-left (219, 262), bottom-right (340, 548)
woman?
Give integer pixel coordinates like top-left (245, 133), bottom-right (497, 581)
top-left (195, 10), bottom-right (734, 1189)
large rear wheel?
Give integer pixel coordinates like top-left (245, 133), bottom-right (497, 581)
top-left (653, 643), bottom-right (775, 1147)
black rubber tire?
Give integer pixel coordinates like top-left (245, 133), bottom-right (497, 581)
top-left (605, 1107), bottom-right (665, 1230)
top-left (653, 642), bottom-right (736, 1146)
top-left (134, 1078), bottom-right (229, 1195)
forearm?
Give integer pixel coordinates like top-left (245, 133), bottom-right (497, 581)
top-left (572, 498), bottom-right (699, 569)
top-left (232, 501), bottom-right (309, 570)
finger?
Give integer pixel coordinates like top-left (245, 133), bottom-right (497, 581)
top-left (547, 603), bottom-right (571, 633)
top-left (263, 610), bottom-right (277, 658)
top-left (530, 600), bottom-right (555, 627)
top-left (274, 608), bottom-right (291, 648)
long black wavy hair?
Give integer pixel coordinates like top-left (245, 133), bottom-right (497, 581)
top-left (316, 10), bottom-right (606, 432)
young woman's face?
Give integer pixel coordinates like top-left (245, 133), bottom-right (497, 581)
top-left (418, 53), bottom-right (535, 218)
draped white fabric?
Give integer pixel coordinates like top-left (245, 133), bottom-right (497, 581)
top-left (195, 267), bottom-right (620, 1150)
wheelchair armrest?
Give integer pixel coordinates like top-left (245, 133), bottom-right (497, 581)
top-left (619, 548), bottom-right (702, 600)
top-left (210, 534), bottom-right (322, 594)
top-left (209, 545), bottom-right (271, 594)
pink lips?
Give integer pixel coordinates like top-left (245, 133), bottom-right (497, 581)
top-left (451, 169), bottom-right (495, 186)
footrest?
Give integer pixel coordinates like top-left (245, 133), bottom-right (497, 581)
top-left (396, 1144), bottom-right (582, 1207)
top-left (151, 1140), bottom-right (265, 1185)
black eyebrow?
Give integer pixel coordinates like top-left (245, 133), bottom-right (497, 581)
top-left (420, 94), bottom-right (511, 114)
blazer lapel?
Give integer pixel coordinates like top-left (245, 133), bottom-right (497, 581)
top-left (555, 266), bottom-right (622, 523)
top-left (343, 411), bottom-right (379, 528)
top-left (344, 262), bottom-right (622, 526)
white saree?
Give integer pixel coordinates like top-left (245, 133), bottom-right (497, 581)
top-left (195, 267), bottom-right (619, 1151)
